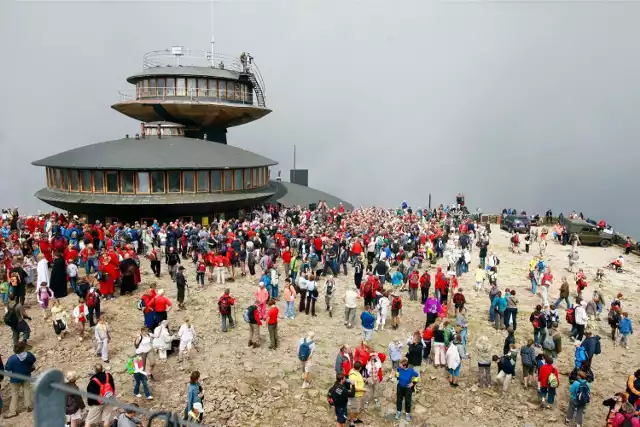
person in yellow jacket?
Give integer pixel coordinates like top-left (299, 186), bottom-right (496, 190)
top-left (348, 361), bottom-right (367, 425)
top-left (474, 265), bottom-right (486, 294)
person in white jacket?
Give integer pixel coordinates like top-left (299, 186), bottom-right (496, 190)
top-left (178, 317), bottom-right (196, 361)
top-left (153, 320), bottom-right (174, 361)
top-left (94, 315), bottom-right (110, 363)
top-left (446, 343), bottom-right (461, 387)
top-left (72, 299), bottom-right (89, 341)
top-left (135, 327), bottom-right (155, 379)
top-left (571, 300), bottom-right (588, 342)
top-left (375, 292), bottom-right (390, 331)
top-left (323, 277), bottom-right (336, 317)
top-left (36, 254), bottom-right (49, 291)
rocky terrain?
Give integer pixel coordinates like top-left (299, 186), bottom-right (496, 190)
top-left (2, 228), bottom-right (639, 427)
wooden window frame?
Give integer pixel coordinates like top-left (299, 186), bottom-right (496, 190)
top-left (223, 169), bottom-right (233, 192)
top-left (150, 171), bottom-right (165, 194)
top-left (197, 78), bottom-right (207, 97)
top-left (252, 168), bottom-right (257, 188)
top-left (182, 171), bottom-right (196, 193)
top-left (167, 171), bottom-right (182, 193)
top-left (156, 78), bottom-right (165, 97)
top-left (176, 78), bottom-right (186, 97)
top-left (105, 171), bottom-right (119, 194)
top-left (92, 170), bottom-right (105, 193)
top-left (136, 171), bottom-right (151, 194)
top-left (120, 170), bottom-right (135, 194)
top-left (166, 78), bottom-right (176, 97)
top-left (59, 169), bottom-right (66, 190)
top-left (80, 170), bottom-right (92, 193)
top-left (196, 170), bottom-right (209, 193)
top-left (68, 169), bottom-right (80, 192)
top-left (148, 78), bottom-right (156, 97)
top-left (210, 170), bottom-right (222, 193)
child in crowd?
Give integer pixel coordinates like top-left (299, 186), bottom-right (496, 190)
top-left (72, 297), bottom-right (89, 341)
top-left (0, 270), bottom-right (9, 311)
top-left (619, 312), bottom-right (633, 349)
top-left (67, 260), bottom-right (79, 295)
top-left (36, 282), bottom-right (54, 320)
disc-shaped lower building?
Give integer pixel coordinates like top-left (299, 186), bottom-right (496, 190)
top-left (31, 47), bottom-right (352, 223)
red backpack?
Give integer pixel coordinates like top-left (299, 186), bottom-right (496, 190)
top-left (392, 297), bottom-right (402, 311)
top-left (363, 277), bottom-right (374, 295)
top-left (566, 307), bottom-right (575, 324)
top-left (92, 373), bottom-right (114, 404)
top-left (86, 292), bottom-right (97, 308)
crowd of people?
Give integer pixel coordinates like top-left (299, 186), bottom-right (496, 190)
top-left (0, 202), bottom-right (637, 427)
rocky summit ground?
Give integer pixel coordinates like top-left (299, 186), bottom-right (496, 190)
top-left (2, 228), bottom-right (640, 427)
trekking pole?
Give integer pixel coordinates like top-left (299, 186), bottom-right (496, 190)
top-left (233, 305), bottom-right (237, 326)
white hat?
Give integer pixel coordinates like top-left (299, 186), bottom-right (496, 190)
top-left (192, 402), bottom-right (204, 413)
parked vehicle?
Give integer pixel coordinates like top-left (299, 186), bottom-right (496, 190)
top-left (501, 215), bottom-right (530, 233)
top-left (564, 218), bottom-right (613, 247)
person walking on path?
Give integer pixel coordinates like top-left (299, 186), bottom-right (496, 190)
top-left (267, 299), bottom-right (279, 350)
top-left (131, 354), bottom-right (153, 400)
top-left (538, 355), bottom-right (559, 409)
top-left (85, 363), bottom-right (116, 427)
top-left (555, 277), bottom-right (571, 309)
top-left (360, 305), bottom-right (376, 341)
top-left (94, 315), bottom-right (110, 363)
top-left (565, 370), bottom-right (591, 427)
top-left (394, 357), bottom-right (420, 423)
top-left (3, 343), bottom-right (36, 419)
top-left (298, 331), bottom-right (316, 389)
top-left (283, 279), bottom-right (297, 319)
top-left (344, 288), bottom-right (358, 328)
top-left (247, 302), bottom-right (262, 348)
top-left (475, 336), bottom-right (492, 388)
top-left (217, 289), bottom-right (235, 332)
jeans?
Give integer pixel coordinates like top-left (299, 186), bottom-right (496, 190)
top-left (533, 328), bottom-right (542, 345)
top-left (268, 323), bottom-right (279, 349)
top-left (85, 258), bottom-right (98, 275)
top-left (344, 307), bottom-right (356, 326)
top-left (196, 272), bottom-right (205, 285)
top-left (69, 276), bottom-right (78, 295)
top-left (540, 386), bottom-right (556, 404)
top-left (396, 385), bottom-right (413, 413)
top-left (271, 285), bottom-right (279, 299)
top-left (504, 307), bottom-right (517, 330)
top-left (285, 301), bottom-right (295, 318)
top-left (479, 257), bottom-right (486, 268)
top-left (530, 277), bottom-right (537, 294)
top-left (489, 304), bottom-right (496, 322)
top-left (12, 328), bottom-right (30, 346)
top-left (221, 313), bottom-right (235, 332)
top-left (1, 292), bottom-right (8, 304)
top-left (133, 373), bottom-right (151, 397)
top-left (554, 296), bottom-right (569, 309)
top-left (409, 288), bottom-right (417, 301)
top-left (494, 311), bottom-right (504, 329)
top-left (541, 286), bottom-right (549, 305)
top-left (88, 304), bottom-right (101, 327)
top-left (565, 399), bottom-right (584, 425)
top-left (363, 327), bottom-right (374, 341)
top-left (572, 324), bottom-right (585, 341)
top-left (478, 364), bottom-right (491, 388)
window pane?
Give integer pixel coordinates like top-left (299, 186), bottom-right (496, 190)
top-left (210, 170), bottom-right (221, 191)
top-left (142, 79), bottom-right (149, 97)
top-left (234, 169), bottom-right (242, 190)
top-left (198, 78), bottom-right (207, 97)
top-left (209, 79), bottom-right (217, 98)
top-left (121, 171), bottom-right (134, 193)
top-left (166, 78), bottom-right (175, 96)
top-left (244, 169), bottom-right (251, 189)
top-left (55, 169), bottom-right (62, 188)
top-left (137, 172), bottom-right (150, 193)
top-left (168, 171), bottom-right (181, 193)
top-left (223, 170), bottom-right (232, 191)
top-left (151, 171), bottom-right (165, 193)
top-left (70, 170), bottom-right (79, 191)
top-left (187, 78), bottom-right (196, 98)
top-left (219, 81), bottom-right (226, 99)
top-left (258, 168), bottom-right (263, 186)
top-left (157, 78), bottom-right (165, 97)
top-left (81, 170), bottom-right (92, 191)
top-left (234, 83), bottom-right (241, 100)
top-left (93, 171), bottom-right (104, 192)
top-left (197, 171), bottom-right (209, 192)
top-left (183, 172), bottom-right (195, 192)
top-left (106, 171), bottom-right (119, 192)
top-left (148, 78), bottom-right (156, 96)
top-left (176, 78), bottom-right (186, 96)
top-left (252, 168), bottom-right (257, 187)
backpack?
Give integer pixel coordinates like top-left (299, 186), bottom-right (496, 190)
top-left (243, 305), bottom-right (256, 323)
top-left (3, 309), bottom-right (16, 328)
top-left (363, 279), bottom-right (374, 295)
top-left (126, 357), bottom-right (135, 375)
top-left (543, 334), bottom-right (555, 351)
top-left (298, 339), bottom-right (314, 361)
top-left (495, 257), bottom-right (500, 266)
top-left (537, 260), bottom-right (544, 271)
top-left (136, 299), bottom-right (145, 311)
top-left (547, 372), bottom-right (558, 388)
top-left (86, 292), bottom-right (97, 308)
top-left (326, 282), bottom-right (334, 296)
top-left (566, 307), bottom-right (575, 324)
top-left (327, 384), bottom-right (337, 407)
top-left (576, 382), bottom-right (591, 406)
top-left (532, 312), bottom-right (543, 329)
top-left (621, 415), bottom-right (635, 427)
top-left (219, 296), bottom-right (231, 315)
top-left (91, 373), bottom-right (114, 404)
top-left (392, 297), bottom-right (402, 311)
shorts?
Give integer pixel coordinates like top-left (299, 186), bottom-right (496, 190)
top-left (179, 339), bottom-right (193, 352)
top-left (391, 309), bottom-right (400, 317)
top-left (335, 405), bottom-right (348, 423)
top-left (454, 303), bottom-right (465, 310)
top-left (523, 365), bottom-right (534, 377)
top-left (349, 396), bottom-right (363, 413)
top-left (85, 405), bottom-right (114, 425)
top-left (66, 409), bottom-right (82, 422)
top-left (448, 365), bottom-right (461, 377)
top-left (301, 360), bottom-right (312, 373)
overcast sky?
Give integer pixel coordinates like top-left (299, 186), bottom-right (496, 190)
top-left (1, 0), bottom-right (639, 236)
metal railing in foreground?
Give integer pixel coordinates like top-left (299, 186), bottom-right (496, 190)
top-left (0, 368), bottom-right (203, 427)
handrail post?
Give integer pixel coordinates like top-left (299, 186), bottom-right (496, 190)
top-left (34, 369), bottom-right (65, 427)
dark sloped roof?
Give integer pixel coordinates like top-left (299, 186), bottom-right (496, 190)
top-left (268, 181), bottom-right (353, 210)
top-left (32, 137), bottom-right (278, 170)
top-left (127, 66), bottom-right (242, 83)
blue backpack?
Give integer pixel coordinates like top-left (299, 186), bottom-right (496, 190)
top-left (537, 260), bottom-right (545, 272)
top-left (298, 339), bottom-right (314, 361)
top-left (576, 382), bottom-right (591, 406)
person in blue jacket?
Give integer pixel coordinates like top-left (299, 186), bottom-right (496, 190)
top-left (360, 306), bottom-right (376, 342)
top-left (490, 291), bottom-right (507, 330)
top-left (565, 371), bottom-right (590, 426)
top-left (4, 343), bottom-right (37, 418)
top-left (574, 342), bottom-right (588, 369)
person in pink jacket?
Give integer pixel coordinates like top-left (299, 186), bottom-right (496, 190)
top-left (283, 279), bottom-right (297, 319)
top-left (255, 283), bottom-right (269, 320)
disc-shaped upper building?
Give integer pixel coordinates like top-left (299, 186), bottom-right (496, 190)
top-left (32, 47), bottom-right (352, 224)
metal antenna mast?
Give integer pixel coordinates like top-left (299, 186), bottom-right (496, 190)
top-left (210, 0), bottom-right (215, 66)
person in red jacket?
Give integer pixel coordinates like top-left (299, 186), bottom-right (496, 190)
top-left (354, 340), bottom-right (371, 371)
top-left (64, 244), bottom-right (78, 264)
top-left (538, 355), bottom-right (559, 408)
top-left (282, 247), bottom-right (292, 278)
top-left (335, 345), bottom-right (353, 375)
top-left (140, 284), bottom-right (157, 329)
top-left (98, 252), bottom-right (118, 299)
top-left (247, 301), bottom-right (263, 348)
top-left (419, 271), bottom-right (431, 304)
top-left (408, 270), bottom-right (419, 301)
top-left (453, 289), bottom-right (466, 314)
top-left (435, 267), bottom-right (447, 302)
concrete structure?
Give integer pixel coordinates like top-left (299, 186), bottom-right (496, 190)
top-left (32, 46), bottom-right (351, 224)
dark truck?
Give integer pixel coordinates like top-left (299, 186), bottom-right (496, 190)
top-left (564, 218), bottom-right (614, 247)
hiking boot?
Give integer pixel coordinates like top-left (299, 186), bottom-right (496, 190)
top-left (248, 341), bottom-right (253, 347)
top-left (394, 411), bottom-right (401, 421)
top-left (405, 414), bottom-right (412, 422)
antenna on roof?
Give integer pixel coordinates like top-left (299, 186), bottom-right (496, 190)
top-left (209, 0), bottom-right (215, 67)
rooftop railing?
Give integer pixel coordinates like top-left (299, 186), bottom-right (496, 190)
top-left (0, 368), bottom-right (202, 427)
top-left (116, 86), bottom-right (263, 107)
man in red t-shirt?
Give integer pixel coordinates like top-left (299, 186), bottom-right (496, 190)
top-left (152, 290), bottom-right (172, 326)
top-left (267, 299), bottom-right (279, 350)
top-left (141, 285), bottom-right (157, 329)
